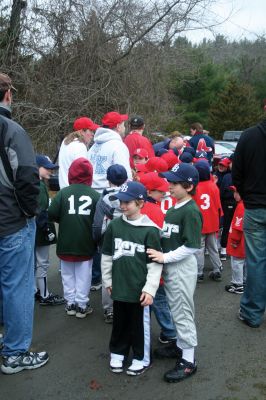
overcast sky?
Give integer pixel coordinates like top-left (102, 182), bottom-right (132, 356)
top-left (184, 0), bottom-right (266, 43)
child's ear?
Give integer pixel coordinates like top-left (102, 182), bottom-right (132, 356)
top-left (187, 184), bottom-right (194, 193)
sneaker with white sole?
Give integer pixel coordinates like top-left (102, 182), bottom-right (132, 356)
top-left (126, 360), bottom-right (152, 376)
top-left (1, 351), bottom-right (49, 375)
top-left (110, 359), bottom-right (123, 373)
top-left (76, 305), bottom-right (93, 318)
top-left (90, 282), bottom-right (102, 291)
top-left (65, 303), bottom-right (76, 316)
top-left (225, 283), bottom-right (244, 294)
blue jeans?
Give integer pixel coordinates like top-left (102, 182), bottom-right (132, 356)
top-left (152, 285), bottom-right (176, 339)
top-left (0, 219), bottom-right (36, 356)
top-left (241, 208), bottom-right (266, 326)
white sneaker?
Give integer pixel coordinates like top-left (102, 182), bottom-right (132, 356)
top-left (110, 358), bottom-right (123, 373)
top-left (126, 359), bottom-right (151, 376)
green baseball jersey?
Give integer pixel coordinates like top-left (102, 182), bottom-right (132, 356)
top-left (48, 184), bottom-right (100, 257)
top-left (161, 200), bottom-right (202, 252)
top-left (102, 215), bottom-right (162, 303)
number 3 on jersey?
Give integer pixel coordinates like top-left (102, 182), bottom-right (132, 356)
top-left (200, 194), bottom-right (210, 210)
top-left (68, 195), bottom-right (92, 215)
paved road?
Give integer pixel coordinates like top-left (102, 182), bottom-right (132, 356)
top-left (1, 246), bottom-right (266, 400)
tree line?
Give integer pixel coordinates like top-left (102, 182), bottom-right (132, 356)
top-left (0, 0), bottom-right (265, 156)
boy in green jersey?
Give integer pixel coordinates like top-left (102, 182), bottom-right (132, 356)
top-left (147, 163), bottom-right (202, 383)
top-left (48, 157), bottom-right (100, 318)
top-left (101, 181), bottom-right (162, 376)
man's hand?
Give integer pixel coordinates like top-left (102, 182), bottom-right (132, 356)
top-left (146, 248), bottom-right (164, 263)
top-left (140, 292), bottom-right (153, 306)
top-left (107, 287), bottom-right (112, 295)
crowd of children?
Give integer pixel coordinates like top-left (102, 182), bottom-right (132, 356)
top-left (33, 115), bottom-right (245, 383)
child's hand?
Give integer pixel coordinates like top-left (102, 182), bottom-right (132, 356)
top-left (107, 287), bottom-right (112, 295)
top-left (147, 248), bottom-right (164, 263)
top-left (140, 292), bottom-right (153, 306)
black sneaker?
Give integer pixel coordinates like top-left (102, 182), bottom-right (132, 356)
top-left (197, 274), bottom-right (204, 283)
top-left (225, 283), bottom-right (244, 294)
top-left (104, 311), bottom-right (113, 324)
top-left (164, 359), bottom-right (197, 383)
top-left (154, 342), bottom-right (182, 359)
top-left (39, 293), bottom-right (65, 306)
top-left (209, 271), bottom-right (222, 281)
top-left (76, 305), bottom-right (93, 319)
top-left (1, 351), bottom-right (49, 375)
top-left (35, 289), bottom-right (41, 301)
top-left (158, 333), bottom-right (177, 344)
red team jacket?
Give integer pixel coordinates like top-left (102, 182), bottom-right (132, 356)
top-left (193, 180), bottom-right (222, 234)
top-left (226, 200), bottom-right (245, 258)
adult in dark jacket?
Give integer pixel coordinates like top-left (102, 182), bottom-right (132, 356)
top-left (0, 73), bottom-right (48, 374)
top-left (189, 122), bottom-right (215, 165)
top-left (232, 119), bottom-right (266, 328)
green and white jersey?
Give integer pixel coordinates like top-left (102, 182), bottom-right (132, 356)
top-left (161, 200), bottom-right (202, 252)
top-left (102, 214), bottom-right (162, 303)
top-left (48, 184), bottom-right (100, 257)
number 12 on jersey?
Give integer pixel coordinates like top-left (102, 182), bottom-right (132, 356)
top-left (68, 195), bottom-right (92, 215)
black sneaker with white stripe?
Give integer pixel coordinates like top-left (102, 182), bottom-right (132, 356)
top-left (1, 351), bottom-right (49, 374)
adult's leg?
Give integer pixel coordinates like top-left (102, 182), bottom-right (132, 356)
top-left (240, 208), bottom-right (266, 326)
top-left (0, 219), bottom-right (35, 356)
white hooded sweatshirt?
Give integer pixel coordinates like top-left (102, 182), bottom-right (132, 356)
top-left (88, 127), bottom-right (132, 192)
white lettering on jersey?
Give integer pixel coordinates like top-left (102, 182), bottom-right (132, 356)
top-left (161, 222), bottom-right (179, 238)
top-left (235, 216), bottom-right (242, 227)
top-left (200, 193), bottom-right (210, 210)
top-left (68, 195), bottom-right (92, 215)
top-left (113, 238), bottom-right (145, 260)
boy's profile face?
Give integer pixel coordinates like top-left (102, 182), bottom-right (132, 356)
top-left (133, 155), bottom-right (147, 165)
top-left (148, 189), bottom-right (165, 202)
top-left (39, 166), bottom-right (53, 180)
top-left (169, 181), bottom-right (193, 201)
top-left (120, 199), bottom-right (144, 220)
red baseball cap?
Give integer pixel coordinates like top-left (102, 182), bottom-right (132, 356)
top-left (145, 157), bottom-right (169, 173)
top-left (133, 148), bottom-right (149, 158)
top-left (160, 150), bottom-right (179, 169)
top-left (73, 117), bottom-right (99, 131)
top-left (140, 172), bottom-right (169, 192)
top-left (218, 158), bottom-right (231, 168)
top-left (102, 111), bottom-right (128, 128)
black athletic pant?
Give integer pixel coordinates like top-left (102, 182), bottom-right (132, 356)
top-left (110, 300), bottom-right (151, 362)
top-left (221, 200), bottom-right (236, 248)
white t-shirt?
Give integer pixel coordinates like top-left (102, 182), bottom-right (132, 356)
top-left (58, 139), bottom-right (87, 188)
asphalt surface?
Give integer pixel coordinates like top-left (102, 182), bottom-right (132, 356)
top-left (1, 246), bottom-right (266, 400)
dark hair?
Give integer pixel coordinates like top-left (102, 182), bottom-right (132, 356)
top-left (179, 181), bottom-right (197, 195)
top-left (190, 122), bottom-right (203, 133)
top-left (0, 90), bottom-right (6, 102)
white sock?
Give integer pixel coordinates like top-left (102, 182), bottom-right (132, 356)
top-left (182, 347), bottom-right (195, 364)
top-left (220, 247), bottom-right (226, 255)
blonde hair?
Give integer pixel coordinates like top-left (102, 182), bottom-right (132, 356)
top-left (64, 131), bottom-right (86, 145)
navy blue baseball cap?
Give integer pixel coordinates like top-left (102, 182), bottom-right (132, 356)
top-left (195, 150), bottom-right (207, 159)
top-left (114, 181), bottom-right (147, 201)
top-left (179, 152), bottom-right (193, 163)
top-left (160, 163), bottom-right (199, 186)
top-left (36, 154), bottom-right (58, 169)
top-left (182, 146), bottom-right (196, 157)
top-left (107, 164), bottom-right (128, 186)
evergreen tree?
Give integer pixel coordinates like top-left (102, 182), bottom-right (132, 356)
top-left (208, 79), bottom-right (263, 138)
